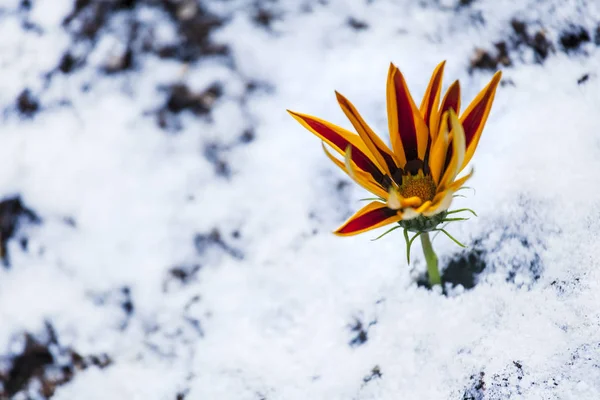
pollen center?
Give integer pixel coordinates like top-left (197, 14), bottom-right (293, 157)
top-left (399, 174), bottom-right (436, 202)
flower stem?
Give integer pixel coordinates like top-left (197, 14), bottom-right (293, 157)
top-left (420, 232), bottom-right (441, 287)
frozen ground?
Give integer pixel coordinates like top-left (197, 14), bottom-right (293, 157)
top-left (0, 0), bottom-right (599, 398)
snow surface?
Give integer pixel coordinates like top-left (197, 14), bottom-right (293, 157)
top-left (0, 0), bottom-right (600, 398)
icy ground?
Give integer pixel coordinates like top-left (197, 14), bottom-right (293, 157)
top-left (0, 0), bottom-right (599, 398)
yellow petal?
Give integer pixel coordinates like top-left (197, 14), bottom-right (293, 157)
top-left (448, 169), bottom-right (473, 192)
top-left (387, 187), bottom-right (422, 210)
top-left (439, 109), bottom-right (466, 191)
top-left (422, 190), bottom-right (454, 217)
top-left (428, 111), bottom-right (450, 185)
top-left (387, 186), bottom-right (403, 210)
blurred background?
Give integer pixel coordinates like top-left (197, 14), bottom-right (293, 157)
top-left (1, 0), bottom-right (600, 398)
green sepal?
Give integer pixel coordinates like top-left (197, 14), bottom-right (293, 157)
top-left (447, 207), bottom-right (478, 217)
top-left (437, 228), bottom-right (466, 248)
top-left (398, 211), bottom-right (448, 233)
top-left (403, 228), bottom-right (423, 264)
top-left (443, 217), bottom-right (470, 222)
top-left (360, 197), bottom-right (386, 202)
top-left (371, 225), bottom-right (403, 241)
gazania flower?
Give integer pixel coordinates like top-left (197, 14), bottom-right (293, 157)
top-left (288, 62), bottom-right (501, 238)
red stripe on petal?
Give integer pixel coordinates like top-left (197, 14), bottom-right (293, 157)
top-left (440, 80), bottom-right (461, 117)
top-left (462, 103), bottom-right (486, 147)
top-left (443, 145), bottom-right (453, 175)
top-left (422, 62), bottom-right (445, 127)
top-left (461, 77), bottom-right (498, 148)
top-left (393, 72), bottom-right (419, 162)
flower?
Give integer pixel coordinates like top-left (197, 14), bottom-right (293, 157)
top-left (288, 61), bottom-right (502, 236)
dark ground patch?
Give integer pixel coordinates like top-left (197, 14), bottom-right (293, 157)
top-left (559, 25), bottom-right (591, 52)
top-left (0, 196), bottom-right (41, 267)
top-left (487, 360), bottom-right (527, 397)
top-left (462, 355), bottom-right (599, 398)
top-left (462, 361), bottom-right (529, 399)
top-left (3, 0), bottom-right (259, 188)
top-left (415, 240), bottom-right (488, 293)
top-left (203, 142), bottom-right (232, 178)
top-left (469, 17), bottom-right (600, 75)
top-left (440, 245), bottom-right (487, 290)
top-left (362, 365), bottom-right (382, 383)
top-left (252, 5), bottom-right (281, 31)
top-left (356, 364), bottom-right (383, 396)
top-left (61, 0), bottom-right (228, 63)
top-left (347, 17), bottom-right (369, 31)
top-left (165, 227), bottom-right (243, 290)
top-left (194, 228), bottom-right (244, 261)
top-left (469, 18), bottom-right (554, 73)
top-left (348, 317), bottom-right (377, 348)
top-left (164, 83), bottom-right (222, 116)
top-left (14, 89), bottom-right (40, 118)
top-left (0, 323), bottom-right (111, 399)
top-left (37, 0), bottom-right (231, 125)
top-left (463, 371), bottom-right (485, 400)
top-left (89, 286), bottom-right (136, 330)
top-left (154, 82), bottom-right (224, 131)
top-left (182, 294), bottom-right (204, 337)
top-left (0, 0), bottom-right (232, 126)
top-left (549, 276), bottom-right (581, 297)
top-left (168, 264), bottom-right (203, 286)
top-left (176, 391), bottom-right (188, 400)
top-left (577, 73), bottom-right (590, 84)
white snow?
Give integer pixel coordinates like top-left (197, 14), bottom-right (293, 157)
top-left (0, 0), bottom-right (600, 398)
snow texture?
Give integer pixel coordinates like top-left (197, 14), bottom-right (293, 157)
top-left (0, 0), bottom-right (599, 399)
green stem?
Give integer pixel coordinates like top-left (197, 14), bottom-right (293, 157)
top-left (420, 232), bottom-right (441, 287)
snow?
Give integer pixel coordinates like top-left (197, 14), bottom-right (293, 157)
top-left (0, 0), bottom-right (599, 398)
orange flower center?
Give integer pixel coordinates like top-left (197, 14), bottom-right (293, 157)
top-left (399, 174), bottom-right (436, 202)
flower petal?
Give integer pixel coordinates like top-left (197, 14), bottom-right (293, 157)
top-left (460, 71), bottom-right (502, 171)
top-left (387, 186), bottom-right (422, 210)
top-left (439, 109), bottom-right (466, 191)
top-left (335, 91), bottom-right (399, 176)
top-left (386, 64), bottom-right (429, 169)
top-left (424, 169), bottom-right (472, 217)
top-left (428, 111), bottom-right (450, 185)
top-left (414, 200), bottom-right (432, 214)
top-left (400, 200), bottom-right (433, 220)
top-left (431, 80), bottom-right (461, 139)
top-left (422, 190), bottom-right (454, 217)
top-left (401, 208), bottom-right (420, 220)
top-left (288, 110), bottom-right (386, 183)
top-left (334, 201), bottom-right (401, 236)
top-left (322, 144), bottom-right (389, 199)
top-left (441, 80), bottom-right (461, 115)
top-left (387, 187), bottom-right (402, 210)
top-left (448, 169), bottom-right (473, 192)
top-left (420, 61), bottom-right (446, 135)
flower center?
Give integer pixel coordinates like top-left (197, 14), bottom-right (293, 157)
top-left (399, 173), bottom-right (436, 202)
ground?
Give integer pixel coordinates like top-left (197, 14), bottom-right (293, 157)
top-left (0, 0), bottom-right (600, 399)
